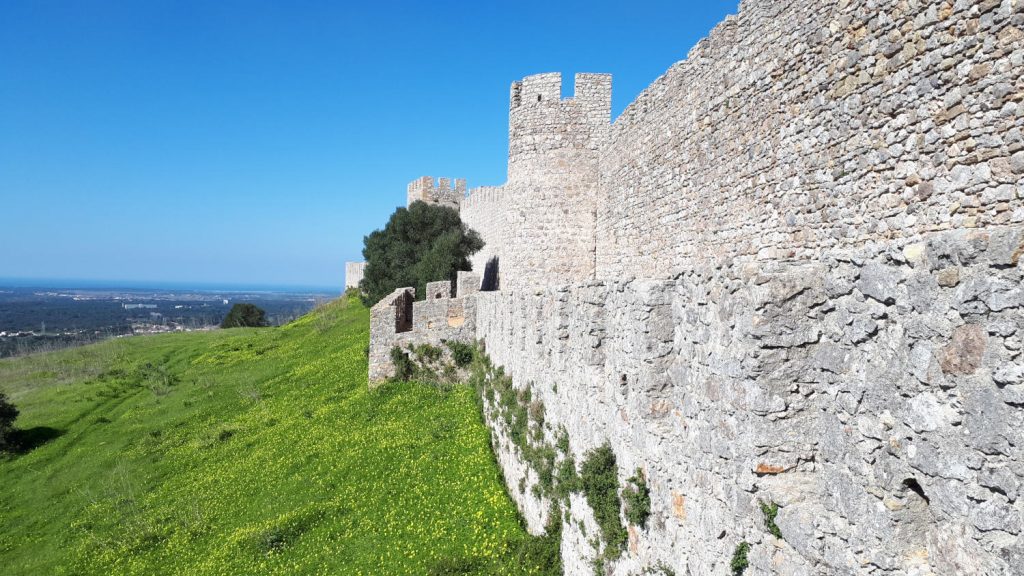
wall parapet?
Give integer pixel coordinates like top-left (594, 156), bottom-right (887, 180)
top-left (368, 274), bottom-right (481, 384)
top-left (407, 176), bottom-right (466, 210)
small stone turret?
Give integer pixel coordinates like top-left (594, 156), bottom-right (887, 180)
top-left (407, 176), bottom-right (466, 210)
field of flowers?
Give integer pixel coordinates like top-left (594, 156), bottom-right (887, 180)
top-left (0, 297), bottom-right (544, 575)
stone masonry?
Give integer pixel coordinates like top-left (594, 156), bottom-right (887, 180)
top-left (407, 176), bottom-right (465, 210)
top-left (474, 228), bottom-right (1024, 575)
top-left (369, 0), bottom-right (1024, 573)
top-left (368, 272), bottom-right (479, 383)
top-left (344, 261), bottom-right (365, 291)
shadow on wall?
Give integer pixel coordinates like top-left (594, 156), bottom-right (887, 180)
top-left (482, 257), bottom-right (500, 292)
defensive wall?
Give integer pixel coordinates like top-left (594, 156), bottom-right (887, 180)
top-left (344, 261), bottom-right (365, 291)
top-left (475, 228), bottom-right (1024, 575)
top-left (369, 272), bottom-right (480, 382)
top-left (460, 185), bottom-right (505, 274)
top-left (370, 0), bottom-right (1024, 573)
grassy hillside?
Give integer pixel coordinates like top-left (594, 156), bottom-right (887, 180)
top-left (0, 297), bottom-right (541, 575)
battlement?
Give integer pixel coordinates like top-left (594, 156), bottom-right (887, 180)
top-left (509, 72), bottom-right (611, 112)
top-left (507, 73), bottom-right (611, 172)
top-left (461, 186), bottom-right (504, 209)
top-left (406, 176), bottom-right (466, 210)
top-left (510, 73), bottom-right (561, 108)
top-left (367, 272), bottom-right (481, 384)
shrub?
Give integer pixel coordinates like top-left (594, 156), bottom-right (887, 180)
top-left (413, 343), bottom-right (443, 363)
top-left (0, 392), bottom-right (19, 452)
top-left (509, 503), bottom-right (563, 576)
top-left (221, 303), bottom-right (269, 328)
top-left (390, 347), bottom-right (414, 382)
top-left (760, 500), bottom-right (782, 538)
top-left (554, 456), bottom-right (579, 499)
top-left (360, 201), bottom-right (484, 305)
top-left (730, 541), bottom-right (751, 576)
top-left (445, 340), bottom-right (474, 367)
top-left (579, 443), bottom-right (627, 559)
top-left (622, 468), bottom-right (651, 527)
top-left (532, 445), bottom-right (557, 494)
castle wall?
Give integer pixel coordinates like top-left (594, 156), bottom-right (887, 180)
top-left (475, 227), bottom-right (1024, 575)
top-left (369, 0), bottom-right (1024, 572)
top-left (368, 279), bottom-right (479, 383)
top-left (595, 0), bottom-right (1024, 279)
top-left (344, 261), bottom-right (365, 291)
top-left (461, 185), bottom-right (506, 275)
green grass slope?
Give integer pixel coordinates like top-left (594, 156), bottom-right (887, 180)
top-left (0, 297), bottom-right (540, 575)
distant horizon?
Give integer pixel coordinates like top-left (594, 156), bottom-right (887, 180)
top-left (0, 276), bottom-right (341, 294)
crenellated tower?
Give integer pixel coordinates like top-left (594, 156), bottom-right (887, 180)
top-left (502, 72), bottom-right (611, 290)
top-left (406, 176), bottom-right (466, 210)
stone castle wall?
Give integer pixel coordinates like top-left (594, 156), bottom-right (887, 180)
top-left (344, 261), bottom-right (365, 291)
top-left (460, 185), bottom-right (506, 274)
top-left (476, 228), bottom-right (1024, 575)
top-left (369, 0), bottom-right (1024, 573)
top-left (368, 274), bottom-right (480, 383)
top-left (407, 176), bottom-right (465, 210)
top-left (595, 0), bottom-right (1023, 279)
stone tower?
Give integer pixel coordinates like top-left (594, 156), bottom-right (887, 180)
top-left (406, 176), bottom-right (465, 210)
top-left (502, 72), bottom-right (611, 290)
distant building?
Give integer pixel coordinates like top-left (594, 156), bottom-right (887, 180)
top-left (345, 261), bottom-right (366, 291)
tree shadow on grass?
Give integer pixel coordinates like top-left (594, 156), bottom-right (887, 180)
top-left (8, 426), bottom-right (64, 455)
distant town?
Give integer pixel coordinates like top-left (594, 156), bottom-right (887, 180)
top-left (0, 284), bottom-right (338, 357)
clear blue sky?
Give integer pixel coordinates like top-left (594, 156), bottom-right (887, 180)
top-left (0, 0), bottom-right (738, 290)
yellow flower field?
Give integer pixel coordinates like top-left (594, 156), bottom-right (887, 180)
top-left (0, 297), bottom-right (545, 575)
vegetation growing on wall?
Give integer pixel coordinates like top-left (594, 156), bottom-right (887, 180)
top-left (760, 500), bottom-right (782, 539)
top-left (360, 201), bottom-right (483, 306)
top-left (467, 351), bottom-right (577, 503)
top-left (730, 541), bottom-right (751, 576)
top-left (444, 340), bottom-right (475, 367)
top-left (466, 347), bottom-right (655, 573)
top-left (623, 468), bottom-right (652, 528)
top-left (580, 443), bottom-right (628, 562)
top-left (389, 342), bottom-right (470, 386)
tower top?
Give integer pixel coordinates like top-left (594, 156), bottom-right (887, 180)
top-left (406, 176), bottom-right (466, 210)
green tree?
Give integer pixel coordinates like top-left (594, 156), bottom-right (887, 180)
top-left (0, 392), bottom-right (19, 452)
top-left (360, 201), bottom-right (483, 306)
top-left (220, 303), bottom-right (269, 328)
